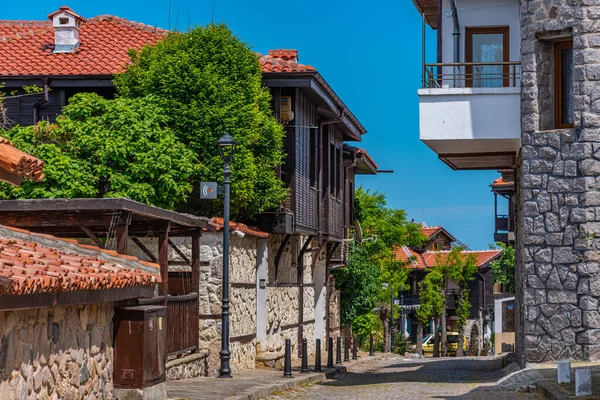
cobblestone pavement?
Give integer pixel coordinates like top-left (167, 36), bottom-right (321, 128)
top-left (266, 356), bottom-right (543, 400)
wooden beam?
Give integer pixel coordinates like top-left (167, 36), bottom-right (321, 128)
top-left (0, 286), bottom-right (155, 311)
top-left (79, 226), bottom-right (105, 249)
top-left (131, 237), bottom-right (158, 263)
top-left (158, 222), bottom-right (171, 304)
top-left (191, 230), bottom-right (201, 295)
top-left (116, 212), bottom-right (132, 255)
top-left (169, 239), bottom-right (191, 265)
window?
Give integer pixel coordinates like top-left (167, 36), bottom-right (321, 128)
top-left (310, 130), bottom-right (317, 187)
top-left (555, 40), bottom-right (574, 128)
top-left (330, 143), bottom-right (336, 195)
top-left (466, 27), bottom-right (510, 88)
top-left (336, 147), bottom-right (342, 198)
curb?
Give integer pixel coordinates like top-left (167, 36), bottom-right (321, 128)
top-left (222, 355), bottom-right (387, 400)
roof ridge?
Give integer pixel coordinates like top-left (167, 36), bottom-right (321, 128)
top-left (88, 15), bottom-right (168, 33)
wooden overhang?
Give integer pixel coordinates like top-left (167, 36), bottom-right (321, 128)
top-left (439, 152), bottom-right (517, 171)
top-left (412, 0), bottom-right (439, 29)
top-left (0, 198), bottom-right (212, 238)
top-left (262, 71), bottom-right (366, 142)
top-left (0, 198), bottom-right (211, 302)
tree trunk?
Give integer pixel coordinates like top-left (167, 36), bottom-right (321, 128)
top-left (416, 320), bottom-right (423, 355)
top-left (441, 284), bottom-right (447, 357)
top-left (433, 316), bottom-right (440, 357)
top-left (380, 306), bottom-right (390, 353)
top-left (456, 325), bottom-right (466, 357)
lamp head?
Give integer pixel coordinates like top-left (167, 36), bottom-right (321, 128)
top-left (216, 133), bottom-right (237, 162)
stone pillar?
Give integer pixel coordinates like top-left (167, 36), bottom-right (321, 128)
top-left (256, 239), bottom-right (268, 351)
top-left (518, 0), bottom-right (600, 363)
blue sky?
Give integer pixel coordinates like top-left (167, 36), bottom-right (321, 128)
top-left (4, 1), bottom-right (503, 249)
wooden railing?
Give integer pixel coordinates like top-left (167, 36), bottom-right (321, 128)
top-left (140, 293), bottom-right (199, 356)
top-left (423, 62), bottom-right (521, 89)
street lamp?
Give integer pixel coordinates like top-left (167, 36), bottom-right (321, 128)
top-left (216, 132), bottom-right (237, 378)
top-left (487, 304), bottom-right (495, 355)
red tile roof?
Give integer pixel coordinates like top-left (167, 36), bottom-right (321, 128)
top-left (0, 137), bottom-right (44, 183)
top-left (396, 246), bottom-right (502, 270)
top-left (259, 49), bottom-right (316, 73)
top-left (0, 14), bottom-right (166, 76)
top-left (491, 177), bottom-right (514, 187)
top-left (0, 225), bottom-right (160, 296)
top-left (422, 226), bottom-right (442, 238)
top-left (210, 217), bottom-right (269, 239)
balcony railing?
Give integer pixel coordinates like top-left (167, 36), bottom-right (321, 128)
top-left (423, 62), bottom-right (521, 89)
top-left (495, 215), bottom-right (509, 232)
top-left (139, 293), bottom-right (199, 356)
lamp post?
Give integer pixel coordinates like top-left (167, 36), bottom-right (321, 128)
top-left (216, 133), bottom-right (237, 378)
top-left (487, 305), bottom-right (495, 355)
top-left (382, 282), bottom-right (393, 353)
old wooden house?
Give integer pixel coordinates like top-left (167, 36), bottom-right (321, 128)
top-left (0, 6), bottom-right (380, 375)
top-left (395, 225), bottom-right (503, 354)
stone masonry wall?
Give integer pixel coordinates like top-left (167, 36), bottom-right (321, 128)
top-left (519, 0), bottom-right (600, 363)
top-left (0, 303), bottom-right (114, 400)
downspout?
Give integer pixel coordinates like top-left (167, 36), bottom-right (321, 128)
top-left (449, 0), bottom-right (460, 86)
top-left (33, 77), bottom-right (49, 123)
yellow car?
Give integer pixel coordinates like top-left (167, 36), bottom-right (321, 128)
top-left (422, 332), bottom-right (466, 355)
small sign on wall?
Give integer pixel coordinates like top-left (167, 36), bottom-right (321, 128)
top-left (280, 96), bottom-right (294, 121)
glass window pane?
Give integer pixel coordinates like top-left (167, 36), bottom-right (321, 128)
top-left (561, 47), bottom-right (574, 125)
top-left (471, 33), bottom-right (505, 88)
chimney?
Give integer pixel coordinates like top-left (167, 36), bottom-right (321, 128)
top-left (268, 50), bottom-right (298, 63)
top-left (48, 6), bottom-right (86, 53)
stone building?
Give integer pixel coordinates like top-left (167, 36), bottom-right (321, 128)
top-left (149, 221), bottom-right (341, 378)
top-left (410, 0), bottom-right (600, 364)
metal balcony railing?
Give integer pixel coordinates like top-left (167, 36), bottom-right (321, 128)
top-left (423, 62), bottom-right (521, 89)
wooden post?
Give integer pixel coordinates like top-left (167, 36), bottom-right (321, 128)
top-left (191, 229), bottom-right (201, 352)
top-left (116, 212), bottom-right (132, 255)
top-left (191, 229), bottom-right (201, 294)
top-left (158, 222), bottom-right (171, 306)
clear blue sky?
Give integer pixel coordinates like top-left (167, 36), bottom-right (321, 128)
top-left (4, 0), bottom-right (503, 249)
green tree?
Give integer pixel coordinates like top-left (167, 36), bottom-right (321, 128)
top-left (0, 94), bottom-right (197, 209)
top-left (334, 187), bottom-right (426, 352)
top-left (115, 24), bottom-right (286, 219)
top-left (445, 247), bottom-right (478, 357)
top-left (417, 269), bottom-right (444, 357)
top-left (490, 243), bottom-right (515, 292)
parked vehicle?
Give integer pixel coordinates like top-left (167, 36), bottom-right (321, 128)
top-left (421, 332), bottom-right (466, 355)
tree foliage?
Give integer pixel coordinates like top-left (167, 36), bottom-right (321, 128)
top-left (115, 24), bottom-right (286, 218)
top-left (0, 94), bottom-right (197, 209)
top-left (334, 187), bottom-right (426, 343)
top-left (490, 243), bottom-right (515, 292)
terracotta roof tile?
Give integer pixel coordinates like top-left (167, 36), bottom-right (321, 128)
top-left (395, 247), bottom-right (502, 270)
top-left (0, 137), bottom-right (44, 182)
top-left (0, 14), bottom-right (167, 77)
top-left (259, 49), bottom-right (315, 73)
top-left (210, 217), bottom-right (269, 239)
top-left (0, 224), bottom-right (160, 296)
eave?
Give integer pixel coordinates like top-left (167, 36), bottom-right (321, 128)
top-left (412, 0), bottom-right (438, 29)
top-left (262, 71), bottom-right (366, 141)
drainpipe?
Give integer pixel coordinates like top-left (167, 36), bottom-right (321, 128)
top-left (33, 77), bottom-right (49, 123)
top-left (449, 0), bottom-right (460, 87)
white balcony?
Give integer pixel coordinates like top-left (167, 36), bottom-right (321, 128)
top-left (418, 62), bottom-right (521, 170)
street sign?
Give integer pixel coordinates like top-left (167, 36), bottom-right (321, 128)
top-left (200, 182), bottom-right (218, 199)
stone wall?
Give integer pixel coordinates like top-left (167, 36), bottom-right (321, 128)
top-left (518, 0), bottom-right (600, 363)
top-left (0, 304), bottom-right (114, 400)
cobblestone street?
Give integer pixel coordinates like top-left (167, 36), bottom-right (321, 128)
top-left (266, 357), bottom-right (542, 400)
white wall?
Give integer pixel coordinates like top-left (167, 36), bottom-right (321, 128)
top-left (439, 0), bottom-right (521, 84)
top-left (419, 87), bottom-right (521, 154)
